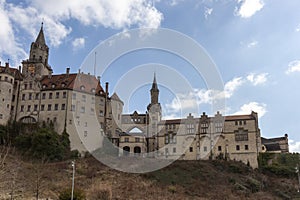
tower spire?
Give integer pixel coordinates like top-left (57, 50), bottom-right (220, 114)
top-left (150, 73), bottom-right (159, 105)
top-left (35, 22), bottom-right (46, 45)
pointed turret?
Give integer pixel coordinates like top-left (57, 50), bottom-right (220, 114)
top-left (150, 73), bottom-right (159, 105)
top-left (35, 22), bottom-right (46, 45)
top-left (22, 22), bottom-right (52, 78)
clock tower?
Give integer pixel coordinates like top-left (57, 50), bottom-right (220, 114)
top-left (22, 23), bottom-right (52, 79)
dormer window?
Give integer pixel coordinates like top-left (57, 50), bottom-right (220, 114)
top-left (51, 84), bottom-right (55, 88)
top-left (42, 84), bottom-right (47, 89)
top-left (91, 88), bottom-right (95, 93)
top-left (80, 85), bottom-right (85, 91)
top-left (61, 83), bottom-right (66, 87)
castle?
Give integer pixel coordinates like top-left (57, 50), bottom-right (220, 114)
top-left (0, 26), bottom-right (288, 168)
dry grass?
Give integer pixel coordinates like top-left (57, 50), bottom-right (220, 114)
top-left (0, 152), bottom-right (299, 200)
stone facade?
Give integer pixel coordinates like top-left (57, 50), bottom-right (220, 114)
top-left (0, 26), bottom-right (123, 154)
top-left (0, 25), bottom-right (288, 168)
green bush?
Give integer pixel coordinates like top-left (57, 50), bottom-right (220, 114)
top-left (59, 188), bottom-right (86, 200)
top-left (14, 127), bottom-right (71, 161)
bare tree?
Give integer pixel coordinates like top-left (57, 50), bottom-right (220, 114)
top-left (31, 157), bottom-right (48, 200)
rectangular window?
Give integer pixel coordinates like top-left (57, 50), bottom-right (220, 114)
top-left (204, 146), bottom-right (207, 152)
top-left (235, 121), bottom-right (238, 125)
top-left (235, 129), bottom-right (249, 141)
top-left (48, 104), bottom-right (52, 111)
top-left (99, 110), bottom-right (104, 116)
top-left (244, 120), bottom-right (246, 125)
top-left (236, 145), bottom-right (240, 151)
top-left (84, 131), bottom-right (88, 137)
top-left (29, 83), bottom-right (32, 89)
top-left (80, 106), bottom-right (85, 113)
top-left (20, 105), bottom-right (24, 112)
top-left (35, 93), bottom-right (39, 100)
top-left (56, 92), bottom-right (59, 99)
top-left (135, 138), bottom-right (140, 142)
top-left (41, 104), bottom-right (45, 111)
top-left (91, 97), bottom-right (95, 104)
top-left (173, 147), bottom-right (176, 153)
top-left (72, 93), bottom-right (76, 99)
top-left (82, 95), bottom-right (86, 102)
top-left (90, 108), bottom-right (94, 113)
top-left (0, 114), bottom-right (3, 119)
top-left (49, 93), bottom-right (53, 99)
top-left (189, 147), bottom-right (193, 152)
top-left (187, 123), bottom-right (195, 134)
top-left (71, 104), bottom-right (75, 111)
top-left (69, 120), bottom-right (72, 125)
top-left (54, 104), bottom-right (58, 111)
top-left (245, 145), bottom-right (249, 150)
top-left (12, 95), bottom-right (15, 102)
top-left (42, 93), bottom-right (46, 99)
top-left (28, 93), bottom-right (32, 100)
top-left (63, 92), bottom-right (67, 98)
top-left (27, 105), bottom-right (31, 112)
top-left (34, 104), bottom-right (38, 111)
top-left (218, 146), bottom-right (222, 151)
top-left (22, 94), bottom-right (25, 100)
top-left (125, 138), bottom-right (129, 142)
top-left (165, 134), bottom-right (169, 144)
top-left (61, 104), bottom-right (66, 110)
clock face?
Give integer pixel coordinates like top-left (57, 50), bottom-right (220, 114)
top-left (28, 64), bottom-right (35, 75)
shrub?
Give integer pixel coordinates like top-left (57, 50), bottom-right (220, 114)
top-left (59, 188), bottom-right (86, 200)
top-left (168, 185), bottom-right (177, 194)
top-left (88, 184), bottom-right (112, 200)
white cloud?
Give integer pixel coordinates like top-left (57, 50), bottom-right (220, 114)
top-left (72, 37), bottom-right (85, 50)
top-left (163, 72), bottom-right (269, 119)
top-left (247, 40), bottom-right (258, 48)
top-left (296, 24), bottom-right (300, 32)
top-left (286, 60), bottom-right (300, 74)
top-left (289, 140), bottom-right (300, 153)
top-left (30, 0), bottom-right (163, 29)
top-left (169, 0), bottom-right (185, 6)
top-left (0, 0), bottom-right (163, 65)
top-left (235, 0), bottom-right (264, 18)
top-left (247, 73), bottom-right (268, 86)
top-left (233, 102), bottom-right (267, 118)
top-left (204, 7), bottom-right (213, 19)
top-left (0, 1), bottom-right (27, 65)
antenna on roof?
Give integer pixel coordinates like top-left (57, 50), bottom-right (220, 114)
top-left (94, 51), bottom-right (97, 76)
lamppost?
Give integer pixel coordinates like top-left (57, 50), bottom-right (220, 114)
top-left (296, 164), bottom-right (300, 193)
top-left (71, 160), bottom-right (75, 200)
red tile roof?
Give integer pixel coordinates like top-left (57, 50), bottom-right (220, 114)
top-left (40, 73), bottom-right (105, 96)
top-left (0, 65), bottom-right (23, 80)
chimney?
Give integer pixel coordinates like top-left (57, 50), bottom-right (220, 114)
top-left (48, 71), bottom-right (52, 79)
top-left (5, 62), bottom-right (9, 68)
top-left (0, 61), bottom-right (1, 66)
top-left (105, 82), bottom-right (109, 96)
top-left (66, 67), bottom-right (70, 77)
top-left (78, 69), bottom-right (81, 74)
top-left (19, 66), bottom-right (21, 71)
top-left (97, 76), bottom-right (101, 83)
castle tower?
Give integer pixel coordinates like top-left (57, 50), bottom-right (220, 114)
top-left (22, 23), bottom-right (52, 79)
top-left (147, 73), bottom-right (162, 151)
top-left (150, 73), bottom-right (159, 105)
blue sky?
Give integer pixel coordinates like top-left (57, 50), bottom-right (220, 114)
top-left (1, 0), bottom-right (300, 151)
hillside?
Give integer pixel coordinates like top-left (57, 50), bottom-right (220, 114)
top-left (0, 152), bottom-right (299, 200)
